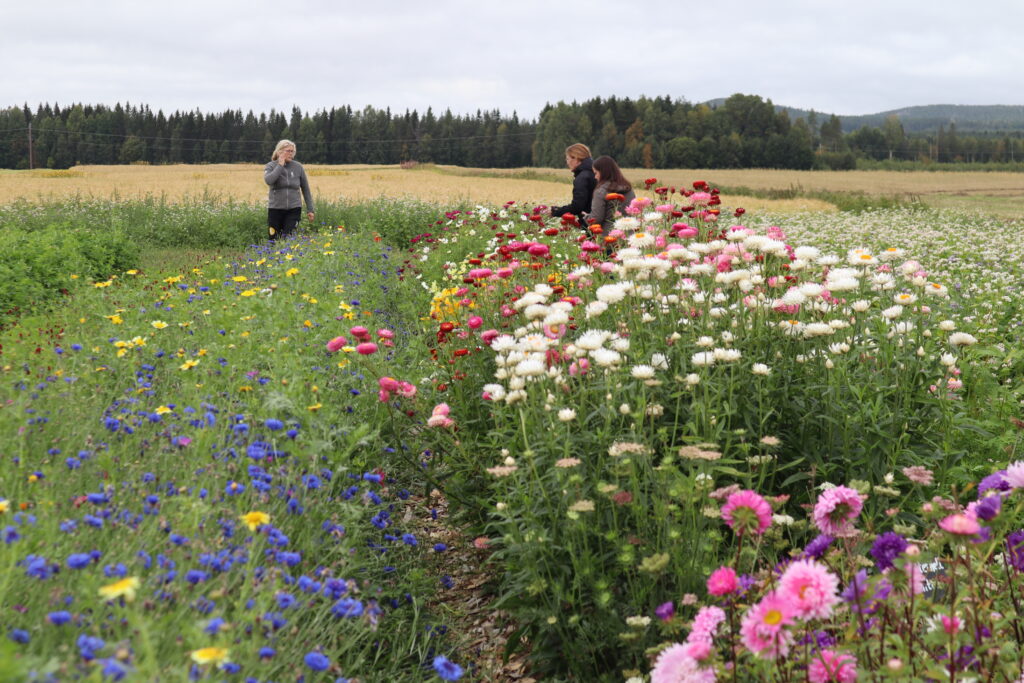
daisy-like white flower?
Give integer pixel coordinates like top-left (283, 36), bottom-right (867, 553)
top-left (575, 330), bottom-right (610, 351)
top-left (557, 408), bottom-right (576, 422)
top-left (752, 363), bottom-right (771, 375)
top-left (713, 348), bottom-right (742, 363)
top-left (881, 305), bottom-right (904, 320)
top-left (949, 332), bottom-right (977, 347)
top-left (596, 284), bottom-right (627, 304)
top-left (691, 352), bottom-right (716, 367)
top-left (631, 365), bottom-right (656, 380)
top-left (894, 292), bottom-right (917, 305)
top-left (590, 348), bottom-right (622, 367)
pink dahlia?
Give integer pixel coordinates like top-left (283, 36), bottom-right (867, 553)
top-left (721, 490), bottom-right (773, 537)
top-left (812, 486), bottom-right (865, 537)
top-left (808, 650), bottom-right (857, 683)
top-left (650, 644), bottom-right (716, 683)
top-left (777, 559), bottom-right (840, 620)
top-left (740, 591), bottom-right (796, 660)
top-left (706, 566), bottom-right (739, 596)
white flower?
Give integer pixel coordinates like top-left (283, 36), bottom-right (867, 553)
top-left (881, 305), bottom-right (904, 320)
top-left (575, 330), bottom-right (610, 350)
top-left (651, 353), bottom-right (669, 370)
top-left (596, 284), bottom-right (627, 304)
top-left (798, 282), bottom-right (826, 298)
top-left (793, 246), bottom-right (821, 261)
top-left (696, 335), bottom-right (715, 348)
top-left (949, 332), bottom-right (978, 347)
top-left (483, 384), bottom-right (506, 401)
top-left (613, 216), bottom-right (640, 232)
top-left (925, 282), bottom-right (949, 297)
top-left (691, 351), bottom-right (716, 367)
top-left (713, 348), bottom-right (742, 362)
top-left (619, 403), bottom-right (631, 415)
top-left (631, 365), bottom-right (656, 380)
top-left (803, 322), bottom-right (834, 338)
top-left (894, 292), bottom-right (918, 305)
top-left (939, 353), bottom-right (957, 367)
top-left (827, 277), bottom-right (861, 292)
top-left (628, 232), bottom-right (655, 249)
top-left (514, 359), bottom-right (545, 377)
top-left (851, 300), bottom-right (871, 312)
top-left (591, 348), bottom-right (622, 367)
top-left (558, 408), bottom-right (576, 422)
top-left (585, 301), bottom-right (608, 319)
top-left (772, 514), bottom-right (795, 526)
top-left (938, 320), bottom-right (957, 331)
top-left (523, 303), bottom-right (549, 321)
top-left (751, 363), bottom-right (771, 375)
top-left (684, 373), bottom-right (701, 385)
top-left (610, 337), bottom-right (630, 352)
top-left (490, 335), bottom-right (517, 352)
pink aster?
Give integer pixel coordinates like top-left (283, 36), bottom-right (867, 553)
top-left (706, 566), bottom-right (739, 597)
top-left (740, 591), bottom-right (796, 660)
top-left (721, 490), bottom-right (772, 537)
top-left (690, 606), bottom-right (726, 643)
top-left (650, 644), bottom-right (717, 683)
top-left (777, 559), bottom-right (840, 620)
top-left (938, 512), bottom-right (981, 536)
top-left (355, 342), bottom-right (378, 355)
top-left (1005, 460), bottom-right (1024, 489)
top-left (812, 486), bottom-right (865, 538)
top-left (808, 650), bottom-right (858, 683)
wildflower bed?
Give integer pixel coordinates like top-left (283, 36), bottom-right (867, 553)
top-left (1, 188), bottom-right (1023, 681)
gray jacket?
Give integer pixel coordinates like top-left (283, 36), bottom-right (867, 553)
top-left (587, 182), bottom-right (636, 231)
top-left (264, 160), bottom-right (315, 212)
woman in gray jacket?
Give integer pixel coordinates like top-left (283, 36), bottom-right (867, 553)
top-left (264, 139), bottom-right (315, 240)
top-left (587, 155), bottom-right (635, 233)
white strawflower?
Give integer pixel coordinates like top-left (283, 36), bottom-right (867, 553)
top-left (575, 330), bottom-right (610, 350)
top-left (619, 403), bottom-right (631, 415)
top-left (751, 363), bottom-right (771, 375)
top-left (610, 337), bottom-right (630, 352)
top-left (696, 335), bottom-right (715, 347)
top-left (949, 332), bottom-right (977, 347)
top-left (691, 351), bottom-right (716, 367)
top-left (940, 353), bottom-right (957, 367)
top-left (590, 348), bottom-right (622, 367)
top-left (651, 353), bottom-right (669, 370)
top-left (596, 284), bottom-right (627, 304)
top-left (514, 359), bottom-right (545, 377)
top-left (798, 283), bottom-right (826, 298)
top-left (803, 322), bottom-right (834, 338)
top-left (491, 335), bottom-right (516, 352)
top-left (483, 384), bottom-right (506, 400)
top-left (713, 348), bottom-right (742, 362)
top-left (881, 305), bottom-right (904, 320)
top-left (685, 373), bottom-right (701, 385)
top-left (851, 300), bottom-right (871, 312)
top-left (631, 365), bottom-right (656, 380)
top-left (585, 301), bottom-right (608, 319)
top-left (894, 292), bottom-right (918, 305)
top-left (938, 320), bottom-right (957, 331)
top-left (793, 246), bottom-right (821, 261)
top-left (558, 408), bottom-right (576, 422)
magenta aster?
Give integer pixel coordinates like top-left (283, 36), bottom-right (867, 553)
top-left (812, 486), bottom-right (864, 537)
top-left (721, 490), bottom-right (773, 537)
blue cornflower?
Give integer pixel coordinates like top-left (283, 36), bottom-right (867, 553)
top-left (65, 457), bottom-right (81, 469)
top-left (47, 610), bottom-right (72, 626)
top-left (401, 533), bottom-right (418, 547)
top-left (265, 418), bottom-right (284, 431)
top-left (276, 592), bottom-right (297, 609)
top-left (440, 575), bottom-right (455, 589)
top-left (432, 655), bottom-right (463, 681)
top-left (433, 543), bottom-right (448, 553)
top-left (103, 563), bottom-right (127, 578)
top-left (60, 520), bottom-right (78, 533)
top-left (3, 526), bottom-right (20, 544)
top-left (169, 533), bottom-right (189, 546)
top-left (225, 481), bottom-right (245, 496)
top-left (304, 651), bottom-right (330, 671)
top-left (100, 658), bottom-right (128, 680)
top-left (286, 428), bottom-right (299, 439)
top-left (185, 569), bottom-right (209, 584)
top-left (67, 553), bottom-right (92, 569)
top-left (8, 629), bottom-right (30, 644)
top-left (87, 492), bottom-right (109, 505)
top-left (276, 551), bottom-right (301, 567)
top-left (331, 598), bottom-right (364, 618)
top-left (204, 617), bottom-right (226, 634)
top-left (77, 634), bottom-right (105, 660)
top-left (303, 475), bottom-right (321, 489)
top-left (259, 646), bottom-right (276, 659)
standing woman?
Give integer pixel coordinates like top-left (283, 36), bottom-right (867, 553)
top-left (549, 143), bottom-right (596, 223)
top-left (587, 155), bottom-right (635, 232)
top-left (264, 139), bottom-right (315, 240)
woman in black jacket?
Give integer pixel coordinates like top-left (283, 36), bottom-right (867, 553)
top-left (549, 143), bottom-right (596, 222)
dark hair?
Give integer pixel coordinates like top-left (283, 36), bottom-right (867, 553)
top-left (592, 156), bottom-right (631, 192)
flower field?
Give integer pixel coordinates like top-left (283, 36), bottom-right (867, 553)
top-left (1, 184), bottom-right (1023, 681)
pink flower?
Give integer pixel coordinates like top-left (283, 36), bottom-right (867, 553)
top-left (938, 512), bottom-right (981, 536)
top-left (808, 650), bottom-right (858, 683)
top-left (326, 336), bottom-right (347, 352)
top-left (940, 614), bottom-right (962, 635)
top-left (376, 328), bottom-right (394, 340)
top-left (740, 591), bottom-right (796, 659)
top-left (396, 381), bottom-right (416, 398)
top-left (355, 342), bottom-right (378, 355)
top-left (350, 325), bottom-right (369, 340)
top-left (481, 329), bottom-right (499, 345)
top-left (379, 377), bottom-right (401, 393)
top-left (496, 267), bottom-right (514, 278)
top-left (526, 243), bottom-right (549, 257)
top-left (777, 559), bottom-right (840, 619)
top-left (812, 486), bottom-right (864, 538)
top-left (901, 466), bottom-right (934, 486)
top-left (650, 644), bottom-right (716, 683)
top-left (706, 566), bottom-right (739, 596)
top-left (466, 316), bottom-right (483, 329)
top-left (690, 606), bottom-right (726, 642)
top-left (721, 490), bottom-right (773, 537)
top-left (1005, 460), bottom-right (1024, 489)
top-left (690, 192), bottom-right (712, 206)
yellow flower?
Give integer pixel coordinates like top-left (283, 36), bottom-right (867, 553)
top-left (155, 406), bottom-right (172, 415)
top-left (303, 320), bottom-right (313, 328)
top-left (197, 349), bottom-right (207, 357)
top-left (151, 320), bottom-right (168, 329)
top-left (94, 280), bottom-right (112, 288)
top-left (307, 403), bottom-right (322, 412)
top-left (99, 576), bottom-right (140, 602)
top-left (240, 511), bottom-right (270, 531)
top-left (190, 647), bottom-right (230, 666)
top-left (125, 269), bottom-right (139, 275)
top-left (106, 315), bottom-right (123, 325)
top-left (240, 290), bottom-right (257, 297)
top-left (341, 311), bottom-right (355, 320)
top-left (238, 385), bottom-right (253, 392)
top-left (255, 258), bottom-right (267, 266)
top-left (180, 359), bottom-right (199, 371)
top-left (285, 268), bottom-right (299, 277)
top-left (70, 274), bottom-right (80, 280)
top-left (0, 500), bottom-right (9, 514)
top-left (231, 276), bottom-right (248, 283)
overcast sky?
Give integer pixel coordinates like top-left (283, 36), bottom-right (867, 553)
top-left (7, 0), bottom-right (1022, 119)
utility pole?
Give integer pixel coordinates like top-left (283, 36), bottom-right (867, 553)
top-left (28, 122), bottom-right (34, 169)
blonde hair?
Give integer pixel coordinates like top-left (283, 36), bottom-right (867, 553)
top-left (272, 139), bottom-right (296, 161)
top-left (565, 143), bottom-right (591, 161)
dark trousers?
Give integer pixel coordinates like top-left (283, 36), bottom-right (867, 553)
top-left (268, 207), bottom-right (301, 240)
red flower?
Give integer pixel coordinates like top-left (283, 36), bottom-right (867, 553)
top-left (734, 208), bottom-right (746, 217)
top-left (693, 180), bottom-right (708, 190)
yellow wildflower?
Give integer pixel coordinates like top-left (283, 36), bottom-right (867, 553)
top-left (240, 290), bottom-right (257, 297)
top-left (307, 403), bottom-right (322, 412)
top-left (180, 359), bottom-right (199, 371)
top-left (285, 268), bottom-right (299, 277)
top-left (155, 406), bottom-right (172, 415)
top-left (99, 576), bottom-right (140, 602)
top-left (231, 276), bottom-right (248, 283)
top-left (151, 320), bottom-right (168, 329)
top-left (190, 647), bottom-right (230, 666)
top-left (240, 511), bottom-right (270, 531)
top-left (0, 500), bottom-right (9, 514)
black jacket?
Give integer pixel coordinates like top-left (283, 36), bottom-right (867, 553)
top-left (551, 157), bottom-right (596, 221)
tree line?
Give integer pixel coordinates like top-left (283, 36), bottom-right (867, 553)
top-left (2, 96), bottom-right (1022, 170)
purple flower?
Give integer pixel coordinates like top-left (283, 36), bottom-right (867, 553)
top-left (841, 569), bottom-right (892, 615)
top-left (432, 655), bottom-right (463, 681)
top-left (655, 601), bottom-right (675, 621)
top-left (1007, 530), bottom-right (1024, 571)
top-left (973, 495), bottom-right (1001, 521)
top-left (304, 651), bottom-right (330, 671)
top-left (870, 532), bottom-right (909, 571)
top-left (978, 470), bottom-right (1010, 497)
top-left (803, 534), bottom-right (834, 559)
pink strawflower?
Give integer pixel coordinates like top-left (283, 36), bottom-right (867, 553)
top-left (427, 403), bottom-right (455, 429)
top-left (355, 342), bottom-right (378, 355)
top-left (379, 377), bottom-right (401, 392)
top-left (706, 566), bottom-right (739, 596)
top-left (466, 316), bottom-right (483, 329)
top-left (326, 336), bottom-right (347, 352)
top-left (650, 644), bottom-right (716, 683)
top-left (938, 512), bottom-right (981, 536)
top-left (396, 381), bottom-right (416, 398)
top-left (777, 559), bottom-right (840, 619)
top-left (480, 329), bottom-right (499, 345)
top-left (721, 490), bottom-right (773, 537)
top-left (808, 650), bottom-right (858, 683)
top-left (740, 591), bottom-right (796, 660)
top-left (350, 325), bottom-right (369, 340)
top-left (812, 486), bottom-right (864, 538)
top-left (376, 328), bottom-right (394, 340)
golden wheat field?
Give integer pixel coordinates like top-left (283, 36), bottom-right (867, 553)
top-left (2, 164), bottom-right (1022, 216)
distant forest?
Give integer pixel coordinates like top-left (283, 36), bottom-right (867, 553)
top-left (2, 95), bottom-right (1022, 170)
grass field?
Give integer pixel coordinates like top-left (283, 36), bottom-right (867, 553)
top-left (16, 163), bottom-right (1024, 215)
